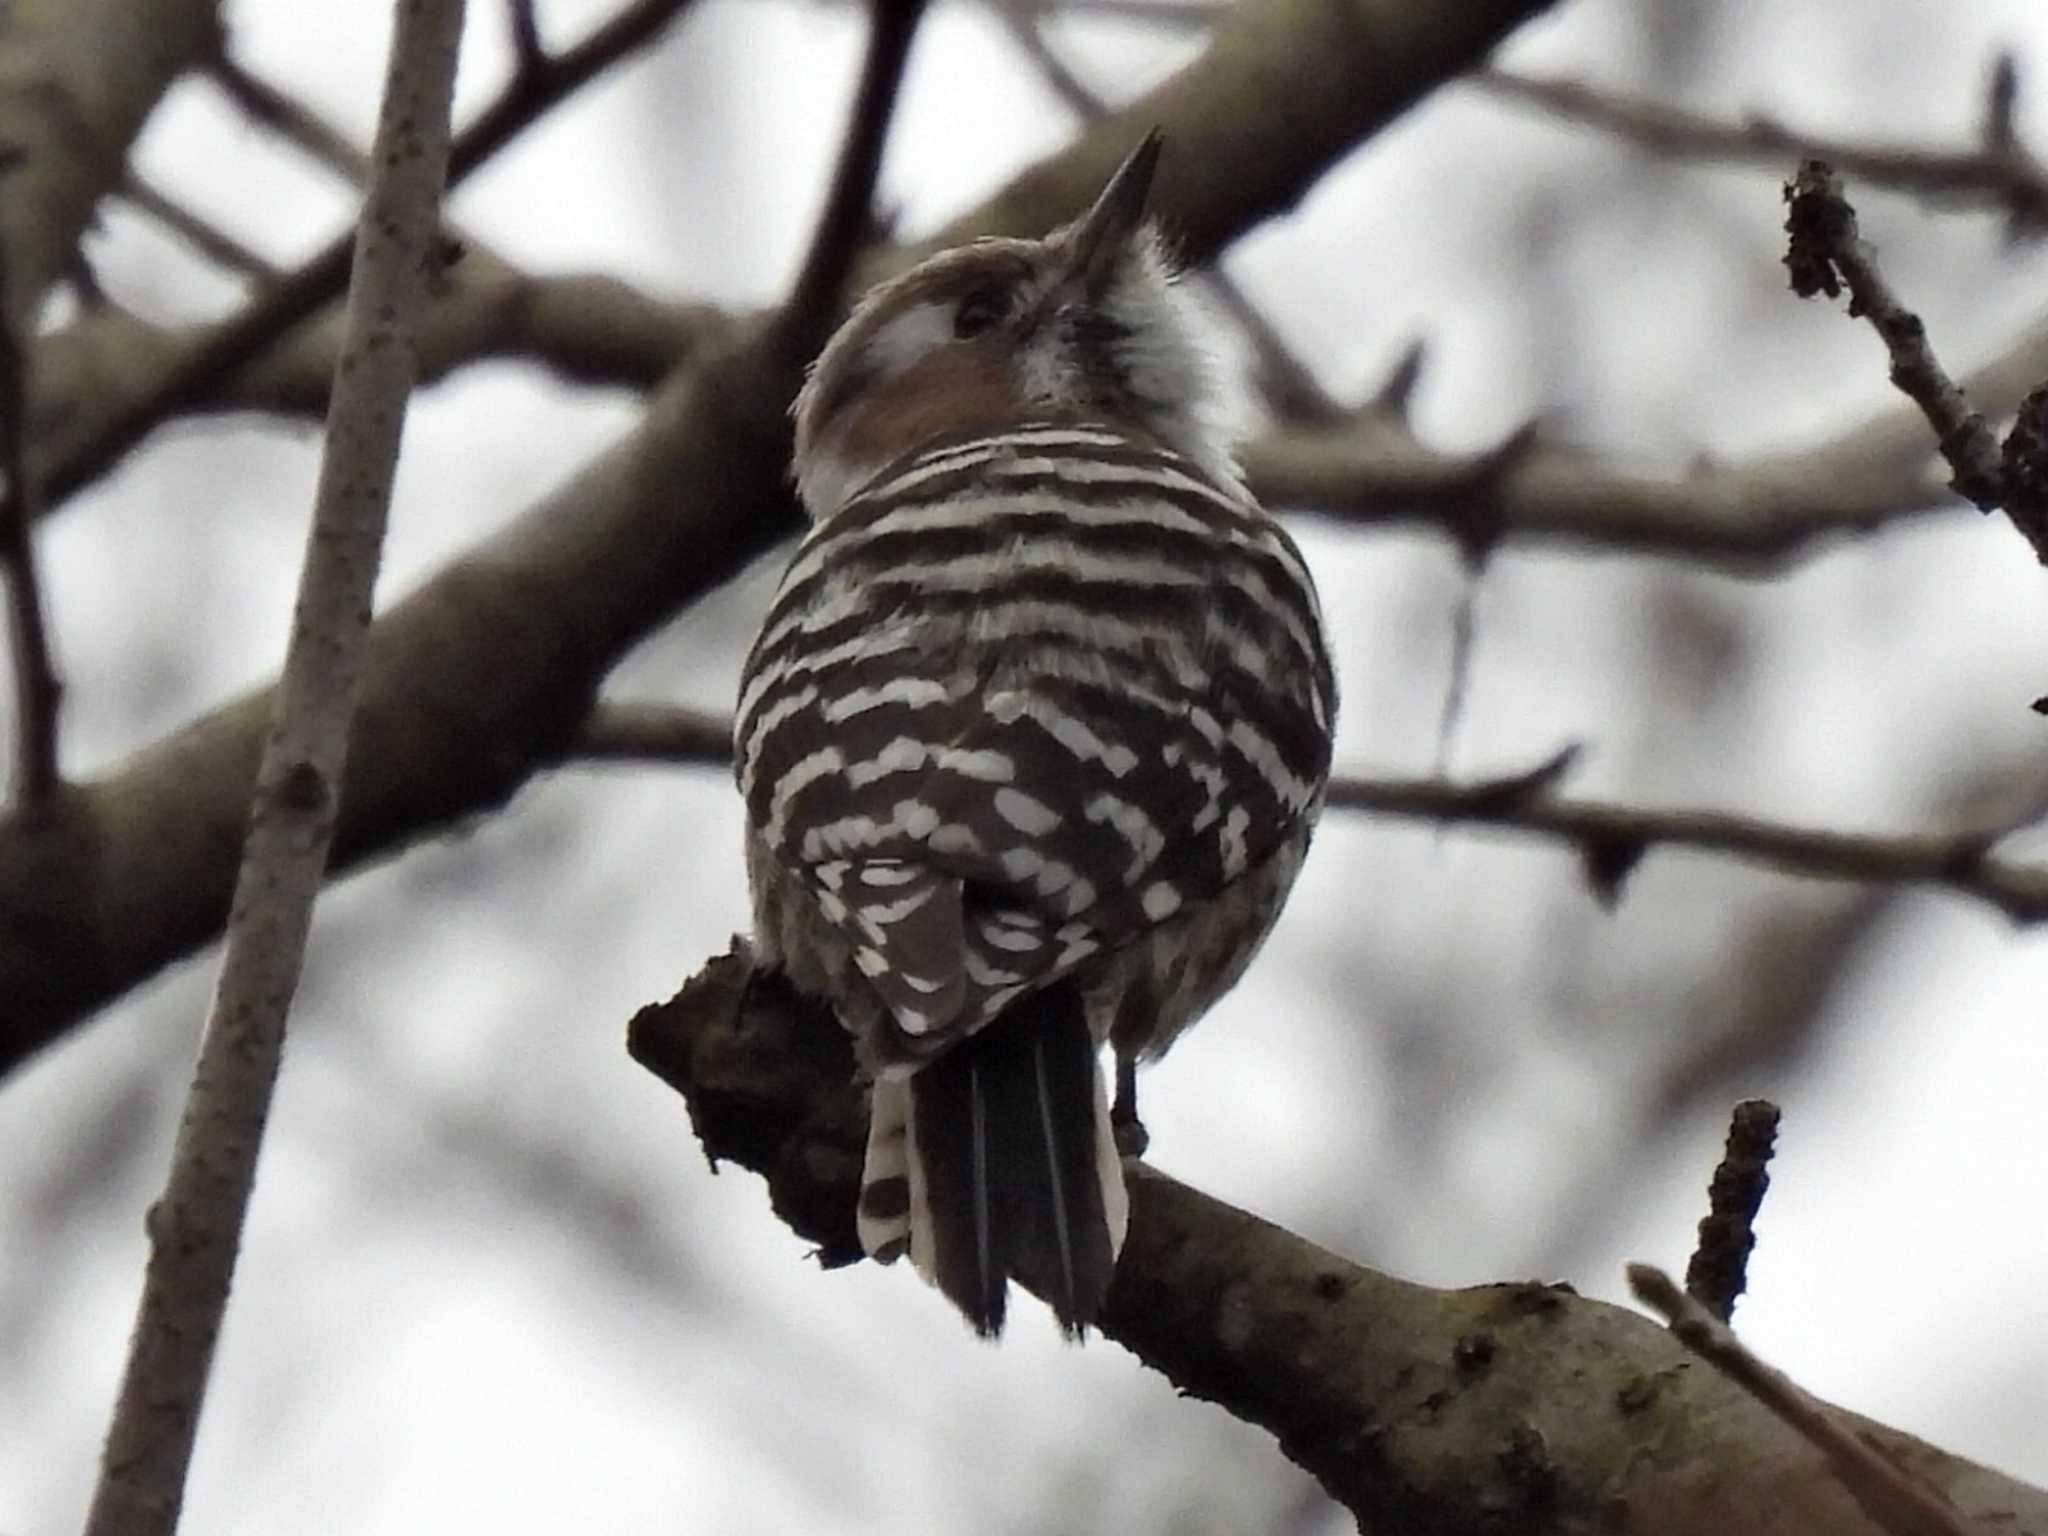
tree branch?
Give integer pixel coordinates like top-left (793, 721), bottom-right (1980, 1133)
top-left (1482, 64), bottom-right (2048, 231)
top-left (1784, 159), bottom-right (2048, 562)
top-left (1328, 757), bottom-right (2048, 920)
top-left (575, 701), bottom-right (732, 764)
top-left (1630, 1265), bottom-right (1980, 1536)
top-left (627, 951), bottom-right (2048, 1533)
top-left (0, 261), bottom-right (60, 804)
top-left (41, 0), bottom-right (706, 511)
top-left (770, 0), bottom-right (929, 371)
top-left (119, 172), bottom-right (282, 281)
top-left (82, 0), bottom-right (464, 1529)
top-left (0, 0), bottom-right (1562, 1077)
top-left (36, 57), bottom-right (731, 442)
top-left (0, 0), bottom-right (224, 338)
top-left (560, 712), bottom-right (2048, 922)
top-left (1684, 1099), bottom-right (1779, 1323)
top-left (208, 52), bottom-right (384, 184)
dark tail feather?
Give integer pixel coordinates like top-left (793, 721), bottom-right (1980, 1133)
top-left (909, 980), bottom-right (1121, 1338)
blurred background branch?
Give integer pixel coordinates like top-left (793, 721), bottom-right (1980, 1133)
top-left (1481, 58), bottom-right (2048, 232)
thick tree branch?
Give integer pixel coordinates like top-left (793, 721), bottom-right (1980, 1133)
top-left (991, 0), bottom-right (1343, 421)
top-left (908, 0), bottom-right (1558, 270)
top-left (82, 1), bottom-right (463, 1529)
top-left (627, 953), bottom-right (2048, 1534)
top-left (0, 0), bottom-right (1562, 1077)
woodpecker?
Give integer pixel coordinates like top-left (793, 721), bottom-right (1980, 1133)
top-left (735, 133), bottom-right (1336, 1337)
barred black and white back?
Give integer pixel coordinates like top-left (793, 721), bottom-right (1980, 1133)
top-left (738, 422), bottom-right (1333, 1325)
top-left (735, 135), bottom-right (1336, 1336)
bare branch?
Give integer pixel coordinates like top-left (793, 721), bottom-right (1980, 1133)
top-left (0, 262), bottom-right (59, 804)
top-left (1685, 1099), bottom-right (1780, 1322)
top-left (45, 0), bottom-right (706, 511)
top-left (1629, 1265), bottom-right (1980, 1536)
top-left (575, 701), bottom-right (731, 766)
top-left (1783, 159), bottom-right (2048, 562)
top-left (626, 951), bottom-right (2048, 1532)
top-left (0, 0), bottom-right (1565, 1078)
top-left (1482, 67), bottom-right (2048, 230)
top-left (82, 0), bottom-right (465, 1529)
top-left (119, 172), bottom-right (282, 282)
top-left (565, 713), bottom-right (2048, 920)
top-left (1327, 762), bottom-right (2048, 922)
top-left (33, 264), bottom-right (726, 468)
top-left (209, 53), bottom-right (375, 185)
top-left (507, 0), bottom-right (545, 76)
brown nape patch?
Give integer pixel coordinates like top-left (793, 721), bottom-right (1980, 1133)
top-left (806, 245), bottom-right (1043, 439)
top-left (833, 342), bottom-right (1028, 467)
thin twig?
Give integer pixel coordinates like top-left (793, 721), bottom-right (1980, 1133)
top-left (120, 172), bottom-right (282, 281)
top-left (1326, 761), bottom-right (2048, 921)
top-left (561, 711), bottom-right (2048, 922)
top-left (1483, 65), bottom-right (2048, 232)
top-left (1782, 159), bottom-right (2048, 562)
top-left (81, 2), bottom-right (466, 1530)
top-left (1684, 1099), bottom-right (1779, 1322)
top-left (772, 0), bottom-right (930, 368)
top-left (47, 0), bottom-right (703, 511)
top-left (0, 257), bottom-right (60, 804)
top-left (1628, 1265), bottom-right (1977, 1536)
top-left (507, 0), bottom-right (544, 75)
top-left (209, 54), bottom-right (374, 183)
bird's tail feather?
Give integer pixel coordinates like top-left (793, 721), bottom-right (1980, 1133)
top-left (862, 981), bottom-right (1126, 1337)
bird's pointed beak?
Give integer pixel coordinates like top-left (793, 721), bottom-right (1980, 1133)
top-left (1065, 130), bottom-right (1163, 299)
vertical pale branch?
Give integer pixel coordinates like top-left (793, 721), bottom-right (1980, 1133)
top-left (81, 3), bottom-right (465, 1532)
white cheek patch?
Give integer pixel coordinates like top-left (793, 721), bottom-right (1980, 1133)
top-left (864, 302), bottom-right (955, 375)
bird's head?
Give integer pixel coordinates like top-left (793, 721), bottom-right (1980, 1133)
top-left (791, 132), bottom-right (1236, 518)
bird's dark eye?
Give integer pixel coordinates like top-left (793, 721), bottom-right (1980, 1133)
top-left (952, 284), bottom-right (1009, 339)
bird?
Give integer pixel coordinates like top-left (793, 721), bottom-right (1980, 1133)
top-left (734, 132), bottom-right (1336, 1337)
